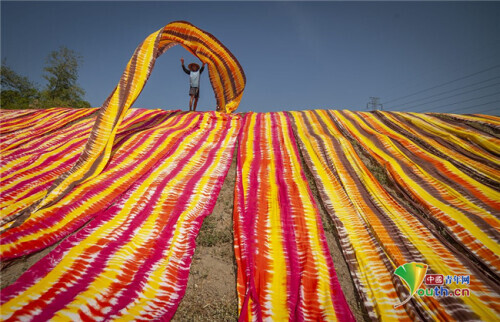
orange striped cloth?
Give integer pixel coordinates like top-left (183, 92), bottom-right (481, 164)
top-left (1, 110), bottom-right (241, 320)
top-left (233, 112), bottom-right (354, 321)
top-left (336, 110), bottom-right (500, 274)
top-left (1, 108), bottom-right (172, 258)
top-left (6, 21), bottom-right (245, 231)
top-left (290, 109), bottom-right (500, 320)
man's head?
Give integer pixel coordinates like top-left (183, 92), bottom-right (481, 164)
top-left (188, 63), bottom-right (200, 72)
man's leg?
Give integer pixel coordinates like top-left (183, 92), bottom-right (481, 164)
top-left (189, 95), bottom-right (194, 111)
top-left (193, 96), bottom-right (199, 111)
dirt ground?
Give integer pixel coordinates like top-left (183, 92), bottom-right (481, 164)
top-left (172, 147), bottom-right (239, 320)
top-left (1, 145), bottom-right (368, 321)
top-left (1, 244), bottom-right (57, 289)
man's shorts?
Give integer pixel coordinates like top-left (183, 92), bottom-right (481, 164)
top-left (189, 87), bottom-right (199, 98)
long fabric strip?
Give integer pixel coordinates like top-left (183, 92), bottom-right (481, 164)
top-left (0, 108), bottom-right (164, 222)
top-left (9, 20), bottom-right (245, 229)
top-left (471, 113), bottom-right (500, 123)
top-left (233, 112), bottom-right (354, 321)
top-left (398, 112), bottom-right (500, 158)
top-left (433, 112), bottom-right (500, 124)
top-left (0, 108), bottom-right (181, 259)
top-left (0, 109), bottom-right (40, 126)
top-left (289, 110), bottom-right (500, 321)
top-left (0, 110), bottom-right (241, 321)
top-left (374, 112), bottom-right (500, 186)
top-left (427, 113), bottom-right (500, 135)
top-left (331, 110), bottom-right (500, 275)
top-left (0, 108), bottom-right (98, 152)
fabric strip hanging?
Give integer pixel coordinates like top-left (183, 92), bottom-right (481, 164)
top-left (5, 21), bottom-right (246, 230)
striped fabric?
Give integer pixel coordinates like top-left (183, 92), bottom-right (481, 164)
top-left (1, 108), bottom-right (98, 227)
top-left (290, 110), bottom-right (500, 321)
top-left (427, 113), bottom-right (500, 131)
top-left (233, 112), bottom-right (354, 321)
top-left (1, 108), bottom-right (174, 258)
top-left (0, 108), bottom-right (97, 152)
top-left (471, 113), bottom-right (500, 123)
top-left (2, 107), bottom-right (499, 320)
top-left (8, 20), bottom-right (245, 230)
top-left (390, 112), bottom-right (500, 182)
top-left (0, 109), bottom-right (40, 124)
top-left (0, 108), bottom-right (160, 219)
top-left (334, 110), bottom-right (500, 274)
top-left (1, 110), bottom-right (241, 320)
top-left (159, 21), bottom-right (246, 113)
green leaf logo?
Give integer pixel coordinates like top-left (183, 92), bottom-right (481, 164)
top-left (394, 262), bottom-right (428, 308)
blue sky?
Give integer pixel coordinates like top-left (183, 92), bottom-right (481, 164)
top-left (2, 1), bottom-right (500, 115)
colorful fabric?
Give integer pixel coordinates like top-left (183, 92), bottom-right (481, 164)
top-left (398, 112), bottom-right (500, 159)
top-left (289, 109), bottom-right (500, 321)
top-left (1, 110), bottom-right (241, 320)
top-left (1, 108), bottom-right (174, 258)
top-left (337, 110), bottom-right (500, 274)
top-left (1, 108), bottom-right (98, 227)
top-left (377, 111), bottom-right (500, 185)
top-left (8, 20), bottom-right (246, 230)
top-left (428, 112), bottom-right (500, 130)
top-left (0, 108), bottom-right (97, 152)
top-left (233, 112), bottom-right (354, 321)
top-left (2, 106), bottom-right (499, 320)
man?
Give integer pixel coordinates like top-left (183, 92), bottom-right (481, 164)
top-left (181, 58), bottom-right (205, 111)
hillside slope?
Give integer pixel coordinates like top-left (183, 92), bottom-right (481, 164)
top-left (1, 108), bottom-right (499, 321)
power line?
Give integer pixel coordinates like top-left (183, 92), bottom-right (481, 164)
top-left (382, 64), bottom-right (500, 105)
top-left (386, 76), bottom-right (500, 109)
top-left (437, 100), bottom-right (500, 114)
top-left (413, 91), bottom-right (500, 113)
top-left (366, 97), bottom-right (383, 110)
top-left (477, 106), bottom-right (500, 115)
top-left (380, 45), bottom-right (500, 95)
top-left (397, 82), bottom-right (500, 112)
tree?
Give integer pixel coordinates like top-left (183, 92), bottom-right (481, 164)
top-left (40, 47), bottom-right (90, 108)
top-left (0, 62), bottom-right (39, 109)
top-left (0, 47), bottom-right (91, 110)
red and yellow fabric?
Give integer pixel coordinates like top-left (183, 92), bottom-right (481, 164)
top-left (471, 113), bottom-right (500, 123)
top-left (332, 110), bottom-right (500, 275)
top-left (7, 21), bottom-right (245, 230)
top-left (1, 108), bottom-right (98, 226)
top-left (289, 110), bottom-right (500, 321)
top-left (0, 108), bottom-right (97, 153)
top-left (1, 110), bottom-right (241, 320)
top-left (0, 108), bottom-right (40, 126)
top-left (376, 111), bottom-right (500, 184)
top-left (427, 112), bottom-right (500, 130)
top-left (1, 108), bottom-right (173, 257)
top-left (395, 112), bottom-right (499, 164)
top-left (233, 112), bottom-right (354, 321)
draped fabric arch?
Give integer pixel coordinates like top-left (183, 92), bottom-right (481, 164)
top-left (3, 21), bottom-right (245, 229)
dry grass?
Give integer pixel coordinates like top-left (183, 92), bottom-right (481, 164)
top-left (172, 146), bottom-right (239, 321)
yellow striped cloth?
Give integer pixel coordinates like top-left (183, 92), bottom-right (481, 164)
top-left (1, 109), bottom-right (241, 320)
top-left (289, 109), bottom-right (500, 321)
top-left (234, 112), bottom-right (354, 321)
top-left (5, 21), bottom-right (245, 231)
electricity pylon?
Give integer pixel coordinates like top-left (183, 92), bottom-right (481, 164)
top-left (366, 97), bottom-right (383, 111)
